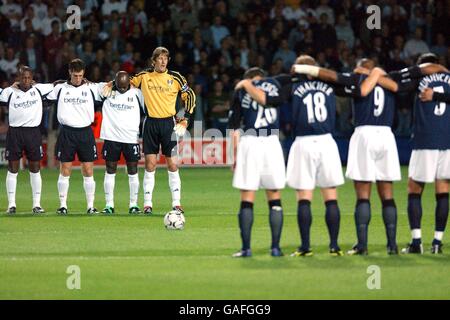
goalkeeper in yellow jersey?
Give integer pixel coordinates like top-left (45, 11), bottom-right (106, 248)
top-left (104, 46), bottom-right (196, 214)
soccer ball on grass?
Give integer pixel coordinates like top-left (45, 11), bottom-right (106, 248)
top-left (164, 210), bottom-right (185, 230)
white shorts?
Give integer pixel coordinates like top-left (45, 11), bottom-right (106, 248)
top-left (286, 134), bottom-right (344, 190)
top-left (232, 135), bottom-right (286, 190)
top-left (346, 126), bottom-right (401, 182)
top-left (408, 149), bottom-right (450, 183)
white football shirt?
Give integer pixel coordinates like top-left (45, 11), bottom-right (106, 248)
top-left (47, 82), bottom-right (101, 128)
top-left (0, 83), bottom-right (53, 127)
top-left (99, 86), bottom-right (144, 144)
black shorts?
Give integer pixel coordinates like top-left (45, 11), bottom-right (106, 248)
top-left (6, 127), bottom-right (43, 161)
top-left (143, 117), bottom-right (177, 157)
top-left (56, 125), bottom-right (98, 162)
top-left (102, 140), bottom-right (141, 162)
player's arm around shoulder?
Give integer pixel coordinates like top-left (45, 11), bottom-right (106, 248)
top-left (0, 86), bottom-right (13, 103)
top-left (235, 79), bottom-right (267, 105)
top-left (359, 67), bottom-right (386, 97)
top-left (45, 83), bottom-right (64, 101)
top-left (130, 69), bottom-right (151, 88)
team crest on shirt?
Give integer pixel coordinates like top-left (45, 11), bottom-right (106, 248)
top-left (30, 91), bottom-right (35, 96)
top-left (128, 97), bottom-right (133, 102)
top-left (167, 79), bottom-right (173, 86)
top-left (82, 91), bottom-right (87, 96)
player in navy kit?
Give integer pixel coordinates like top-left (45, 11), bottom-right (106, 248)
top-left (378, 53), bottom-right (450, 254)
top-left (293, 58), bottom-right (399, 255)
top-left (0, 66), bottom-right (53, 214)
top-left (228, 67), bottom-right (286, 257)
top-left (286, 55), bottom-right (348, 256)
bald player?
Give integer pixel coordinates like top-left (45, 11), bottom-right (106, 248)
top-left (98, 71), bottom-right (145, 214)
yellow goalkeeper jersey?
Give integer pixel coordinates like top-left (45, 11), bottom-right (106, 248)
top-left (130, 69), bottom-right (196, 118)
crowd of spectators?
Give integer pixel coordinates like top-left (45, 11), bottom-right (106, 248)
top-left (0, 0), bottom-right (448, 141)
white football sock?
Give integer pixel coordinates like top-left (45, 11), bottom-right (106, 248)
top-left (143, 170), bottom-right (155, 208)
top-left (6, 171), bottom-right (18, 208)
top-left (57, 174), bottom-right (70, 208)
top-left (128, 173), bottom-right (139, 207)
top-left (412, 228), bottom-right (422, 239)
top-left (29, 171), bottom-right (42, 208)
top-left (434, 231), bottom-right (444, 241)
top-left (104, 172), bottom-right (115, 208)
top-left (83, 176), bottom-right (96, 209)
top-left (168, 170), bottom-right (181, 207)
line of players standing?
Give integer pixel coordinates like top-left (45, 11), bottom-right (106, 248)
top-left (1, 47), bottom-right (194, 217)
top-left (229, 53), bottom-right (450, 257)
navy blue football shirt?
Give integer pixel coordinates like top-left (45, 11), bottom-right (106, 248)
top-left (335, 73), bottom-right (396, 127)
top-left (412, 72), bottom-right (450, 150)
top-left (291, 79), bottom-right (336, 136)
top-left (228, 77), bottom-right (283, 134)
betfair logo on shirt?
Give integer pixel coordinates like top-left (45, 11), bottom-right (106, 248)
top-left (63, 97), bottom-right (89, 104)
top-left (13, 100), bottom-right (38, 109)
top-left (109, 103), bottom-right (133, 111)
top-left (147, 84), bottom-right (171, 92)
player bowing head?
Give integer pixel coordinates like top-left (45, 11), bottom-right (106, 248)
top-left (229, 67), bottom-right (287, 258)
top-left (99, 70), bottom-right (145, 215)
top-left (287, 55), bottom-right (345, 257)
top-left (68, 58), bottom-right (85, 86)
top-left (292, 55), bottom-right (400, 256)
top-left (46, 58), bottom-right (104, 215)
top-left (115, 71), bottom-right (130, 93)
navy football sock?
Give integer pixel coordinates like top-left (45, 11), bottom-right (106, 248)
top-left (408, 193), bottom-right (422, 244)
top-left (435, 193), bottom-right (449, 232)
top-left (325, 200), bottom-right (340, 249)
top-left (434, 193), bottom-right (449, 246)
top-left (297, 200), bottom-right (312, 250)
top-left (382, 199), bottom-right (397, 248)
top-left (355, 199), bottom-right (371, 249)
top-left (238, 201), bottom-right (254, 250)
top-left (268, 199), bottom-right (283, 249)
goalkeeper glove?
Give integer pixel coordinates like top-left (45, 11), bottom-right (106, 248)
top-left (174, 118), bottom-right (188, 137)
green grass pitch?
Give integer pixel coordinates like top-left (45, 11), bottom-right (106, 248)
top-left (0, 167), bottom-right (449, 299)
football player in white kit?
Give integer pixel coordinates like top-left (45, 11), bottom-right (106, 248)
top-left (98, 71), bottom-right (144, 215)
top-left (229, 67), bottom-right (286, 257)
top-left (0, 66), bottom-right (53, 214)
top-left (46, 59), bottom-right (102, 215)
